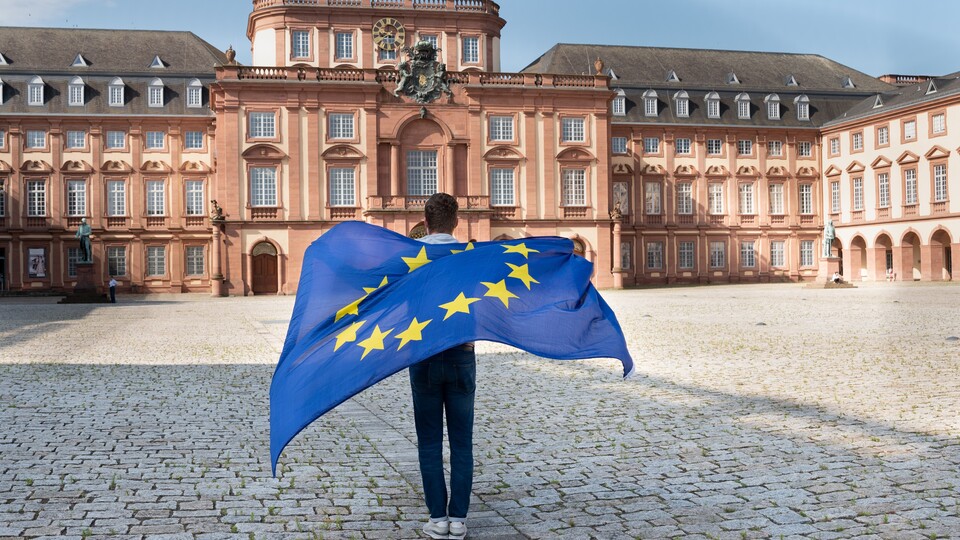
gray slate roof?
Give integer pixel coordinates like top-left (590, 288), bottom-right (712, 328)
top-left (825, 72), bottom-right (960, 127)
top-left (0, 27), bottom-right (227, 116)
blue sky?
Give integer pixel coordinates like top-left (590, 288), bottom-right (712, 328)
top-left (1, 0), bottom-right (957, 76)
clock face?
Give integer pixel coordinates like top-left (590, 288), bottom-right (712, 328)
top-left (372, 17), bottom-right (405, 52)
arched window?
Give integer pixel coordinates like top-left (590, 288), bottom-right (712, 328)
top-left (704, 91), bottom-right (720, 119)
top-left (642, 89), bottom-right (658, 117)
top-left (109, 77), bottom-right (125, 107)
top-left (764, 93), bottom-right (780, 120)
top-left (187, 78), bottom-right (203, 108)
top-left (28, 75), bottom-right (44, 106)
top-left (68, 76), bottom-right (85, 107)
top-left (148, 78), bottom-right (164, 108)
top-left (612, 89), bottom-right (626, 116)
top-left (674, 90), bottom-right (689, 118)
top-left (735, 92), bottom-right (751, 120)
top-left (794, 94), bottom-right (810, 121)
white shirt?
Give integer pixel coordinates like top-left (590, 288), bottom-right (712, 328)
top-left (109, 279), bottom-right (118, 287)
top-left (419, 233), bottom-right (458, 245)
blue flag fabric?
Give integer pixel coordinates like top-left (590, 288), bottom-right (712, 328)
top-left (270, 221), bottom-right (634, 473)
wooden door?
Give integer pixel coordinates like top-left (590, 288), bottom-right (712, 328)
top-left (252, 253), bottom-right (278, 294)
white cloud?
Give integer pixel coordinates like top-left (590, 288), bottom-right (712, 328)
top-left (0, 0), bottom-right (92, 25)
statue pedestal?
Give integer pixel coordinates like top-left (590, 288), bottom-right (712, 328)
top-left (806, 256), bottom-right (855, 288)
top-left (59, 262), bottom-right (109, 303)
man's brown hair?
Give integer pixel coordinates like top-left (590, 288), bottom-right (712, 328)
top-left (424, 192), bottom-right (458, 234)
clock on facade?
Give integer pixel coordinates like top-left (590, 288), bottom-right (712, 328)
top-left (372, 17), bottom-right (405, 52)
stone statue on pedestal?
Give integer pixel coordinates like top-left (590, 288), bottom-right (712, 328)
top-left (823, 219), bottom-right (835, 258)
top-left (76, 218), bottom-right (93, 263)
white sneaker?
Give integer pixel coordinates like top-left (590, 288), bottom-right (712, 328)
top-left (449, 521), bottom-right (467, 539)
top-left (422, 520), bottom-right (449, 539)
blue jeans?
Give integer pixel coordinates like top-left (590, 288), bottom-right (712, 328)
top-left (409, 347), bottom-right (476, 521)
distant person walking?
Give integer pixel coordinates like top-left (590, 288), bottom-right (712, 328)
top-left (109, 278), bottom-right (117, 303)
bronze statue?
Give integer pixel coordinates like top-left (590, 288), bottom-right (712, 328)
top-left (76, 218), bottom-right (93, 263)
top-left (822, 219), bottom-right (836, 257)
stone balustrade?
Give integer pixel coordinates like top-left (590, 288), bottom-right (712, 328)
top-left (252, 0), bottom-right (499, 14)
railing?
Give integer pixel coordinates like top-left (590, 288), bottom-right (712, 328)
top-left (877, 208), bottom-right (889, 220)
top-left (146, 216), bottom-right (167, 227)
top-left (330, 208), bottom-right (359, 220)
top-left (903, 204), bottom-right (918, 216)
top-left (479, 73), bottom-right (525, 86)
top-left (251, 207), bottom-right (279, 219)
top-left (851, 210), bottom-right (863, 222)
top-left (563, 207), bottom-right (588, 219)
top-left (932, 201), bottom-right (947, 213)
top-left (106, 217), bottom-right (128, 228)
top-left (66, 217), bottom-right (84, 228)
top-left (492, 207), bottom-right (517, 220)
top-left (800, 215), bottom-right (815, 225)
top-left (252, 0), bottom-right (500, 14)
top-left (677, 214), bottom-right (695, 225)
top-left (25, 217), bottom-right (47, 228)
top-left (708, 215), bottom-right (725, 226)
top-left (739, 215), bottom-right (755, 226)
top-left (644, 215), bottom-right (663, 225)
top-left (770, 215), bottom-right (785, 226)
top-left (366, 195), bottom-right (489, 210)
top-left (185, 216), bottom-right (206, 228)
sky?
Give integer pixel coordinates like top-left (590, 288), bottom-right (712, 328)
top-left (0, 0), bottom-right (958, 77)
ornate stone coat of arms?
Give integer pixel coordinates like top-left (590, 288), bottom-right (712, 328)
top-left (393, 40), bottom-right (454, 104)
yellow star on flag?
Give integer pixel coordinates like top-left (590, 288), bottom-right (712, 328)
top-left (335, 295), bottom-right (367, 322)
top-left (503, 243), bottom-right (539, 259)
top-left (506, 263), bottom-right (540, 290)
top-left (334, 321), bottom-right (366, 352)
top-left (451, 242), bottom-right (475, 255)
top-left (357, 325), bottom-right (394, 360)
top-left (402, 247), bottom-right (432, 273)
top-left (481, 279), bottom-right (519, 308)
top-left (439, 292), bottom-right (481, 321)
top-left (363, 276), bottom-right (389, 295)
top-left (394, 317), bottom-right (432, 350)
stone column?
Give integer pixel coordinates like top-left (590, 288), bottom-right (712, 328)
top-left (211, 223), bottom-right (224, 297)
top-left (390, 144), bottom-right (400, 196)
top-left (611, 208), bottom-right (624, 289)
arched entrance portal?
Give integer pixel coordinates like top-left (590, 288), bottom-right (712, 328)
top-left (831, 238), bottom-right (844, 277)
top-left (849, 236), bottom-right (867, 281)
top-left (251, 242), bottom-right (279, 294)
top-left (931, 230), bottom-right (953, 281)
top-left (901, 232), bottom-right (922, 281)
top-left (875, 234), bottom-right (893, 281)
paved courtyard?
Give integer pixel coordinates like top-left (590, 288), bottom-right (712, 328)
top-left (1, 283), bottom-right (959, 539)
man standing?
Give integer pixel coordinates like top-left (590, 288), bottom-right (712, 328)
top-left (108, 277), bottom-right (117, 303)
top-left (410, 192), bottom-right (474, 539)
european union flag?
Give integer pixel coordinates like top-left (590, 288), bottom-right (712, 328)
top-left (270, 222), bottom-right (634, 473)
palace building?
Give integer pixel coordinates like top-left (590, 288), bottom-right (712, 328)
top-left (1, 0), bottom-right (957, 294)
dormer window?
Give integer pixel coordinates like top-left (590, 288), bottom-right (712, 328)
top-left (705, 91), bottom-right (720, 119)
top-left (764, 93), bottom-right (780, 120)
top-left (794, 95), bottom-right (810, 121)
top-left (726, 72), bottom-right (740, 85)
top-left (785, 74), bottom-right (799, 87)
top-left (926, 80), bottom-right (938, 95)
top-left (0, 77), bottom-right (5, 104)
top-left (735, 92), bottom-right (750, 119)
top-left (612, 90), bottom-right (626, 116)
top-left (642, 89), bottom-right (658, 117)
top-left (674, 90), bottom-right (689, 118)
top-left (0, 52), bottom-right (8, 65)
top-left (148, 78), bottom-right (164, 108)
top-left (187, 79), bottom-right (203, 108)
top-left (72, 54), bottom-right (89, 67)
top-left (666, 70), bottom-right (680, 83)
top-left (68, 76), bottom-right (85, 106)
top-left (109, 77), bottom-right (125, 107)
top-left (28, 76), bottom-right (44, 106)
top-left (150, 55), bottom-right (166, 69)
top-left (873, 95), bottom-right (884, 109)
top-left (842, 76), bottom-right (856, 89)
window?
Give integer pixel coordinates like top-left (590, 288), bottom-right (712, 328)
top-left (146, 180), bottom-right (165, 215)
top-left (676, 183), bottom-right (693, 215)
top-left (249, 112), bottom-right (276, 139)
top-left (852, 132), bottom-right (863, 151)
top-left (645, 182), bottom-right (661, 215)
top-left (490, 168), bottom-right (515, 207)
top-left (107, 246), bottom-right (127, 276)
top-left (292, 30), bottom-right (310, 58)
top-left (109, 78), bottom-right (125, 107)
top-left (145, 131), bottom-right (165, 150)
top-left (562, 169), bottom-right (586, 206)
top-left (705, 92), bottom-right (720, 119)
top-left (68, 77), bottom-right (84, 106)
top-left (106, 131), bottom-right (125, 150)
top-left (489, 115), bottom-right (514, 141)
top-left (407, 150), bottom-right (438, 196)
top-left (67, 248), bottom-right (81, 278)
top-left (146, 246), bottom-right (166, 277)
top-left (769, 183), bottom-right (784, 214)
top-left (708, 183), bottom-right (724, 214)
top-left (66, 180), bottom-right (86, 216)
top-left (903, 120), bottom-right (917, 140)
top-left (187, 80), bottom-right (203, 108)
top-left (329, 113), bottom-right (355, 139)
top-left (770, 241), bottom-right (785, 268)
top-left (329, 168), bottom-right (356, 207)
top-left (643, 90), bottom-right (658, 116)
top-left (181, 246), bottom-right (205, 276)
top-left (799, 184), bottom-right (813, 214)
top-left (737, 139), bottom-right (752, 156)
top-left (830, 181), bottom-right (841, 213)
top-left (612, 94), bottom-right (626, 116)
top-left (612, 136), bottom-right (627, 154)
top-left (877, 126), bottom-right (889, 146)
top-left (28, 76), bottom-right (44, 106)
top-left (379, 47), bottom-right (397, 62)
top-left (800, 240), bottom-right (814, 267)
top-left (830, 137), bottom-right (840, 155)
top-left (65, 130), bottom-right (86, 149)
top-left (736, 93), bottom-right (750, 119)
top-left (462, 36), bottom-right (479, 63)
top-left (934, 164), bottom-right (948, 202)
top-left (185, 180), bottom-right (204, 215)
top-left (0, 184), bottom-right (5, 217)
top-left (643, 137), bottom-right (660, 154)
top-left (905, 169), bottom-right (918, 205)
top-left (26, 130), bottom-right (46, 149)
top-left (738, 183), bottom-right (754, 214)
top-left (420, 34), bottom-right (438, 49)
top-left (0, 128), bottom-right (4, 149)
top-left (107, 181), bottom-right (126, 216)
top-left (250, 167), bottom-right (278, 207)
top-left (767, 140), bottom-right (783, 157)
top-left (765, 94), bottom-right (780, 120)
top-left (27, 180), bottom-right (46, 216)
top-left (707, 139), bottom-right (722, 155)
top-left (796, 101), bottom-right (810, 121)
top-left (710, 241), bottom-right (726, 268)
top-left (932, 113), bottom-right (946, 134)
top-left (675, 138), bottom-right (691, 154)
top-left (184, 131), bottom-right (203, 150)
top-left (741, 241), bottom-right (756, 268)
top-left (878, 173), bottom-right (890, 208)
top-left (646, 242), bottom-right (663, 270)
top-left (678, 241), bottom-right (695, 270)
top-left (674, 91), bottom-right (689, 117)
top-left (561, 117), bottom-right (585, 143)
top-left (798, 141), bottom-right (812, 157)
top-left (335, 32), bottom-right (354, 60)
top-left (148, 79), bottom-right (164, 107)
top-left (853, 177), bottom-right (863, 211)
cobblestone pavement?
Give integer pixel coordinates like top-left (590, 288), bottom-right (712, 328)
top-left (1, 283), bottom-right (959, 539)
